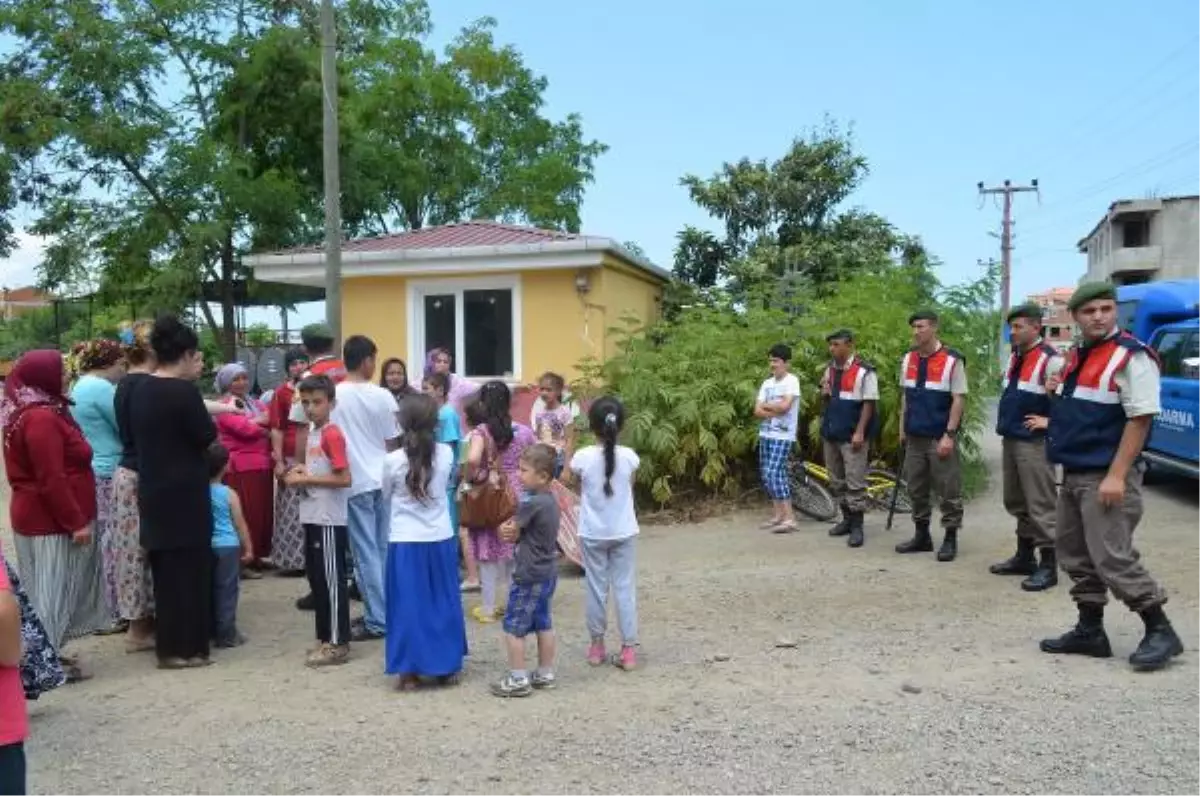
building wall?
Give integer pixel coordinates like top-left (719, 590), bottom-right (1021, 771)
top-left (338, 264), bottom-right (663, 383)
top-left (1082, 197), bottom-right (1199, 285)
top-left (1029, 288), bottom-right (1076, 350)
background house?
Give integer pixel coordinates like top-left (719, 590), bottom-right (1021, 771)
top-left (1077, 195), bottom-right (1199, 286)
top-left (244, 221), bottom-right (670, 386)
top-left (1028, 286), bottom-right (1076, 351)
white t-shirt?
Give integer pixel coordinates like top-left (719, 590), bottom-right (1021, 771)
top-left (570, 444), bottom-right (640, 541)
top-left (332, 381), bottom-right (402, 496)
top-left (757, 373), bottom-right (802, 441)
top-left (381, 443), bottom-right (454, 543)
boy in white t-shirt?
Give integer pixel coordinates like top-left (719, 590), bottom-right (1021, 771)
top-left (754, 343), bottom-right (801, 532)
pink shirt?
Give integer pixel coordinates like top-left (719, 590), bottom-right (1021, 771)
top-left (0, 560), bottom-right (28, 745)
top-left (215, 398), bottom-right (272, 473)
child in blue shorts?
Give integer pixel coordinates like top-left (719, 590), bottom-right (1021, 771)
top-left (491, 443), bottom-right (561, 698)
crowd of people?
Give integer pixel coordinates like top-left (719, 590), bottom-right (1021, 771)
top-left (0, 317), bottom-right (640, 793)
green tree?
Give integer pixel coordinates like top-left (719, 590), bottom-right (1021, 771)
top-left (671, 119), bottom-right (916, 298)
top-left (0, 0), bottom-right (606, 358)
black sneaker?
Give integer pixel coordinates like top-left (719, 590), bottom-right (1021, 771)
top-left (350, 623), bottom-right (384, 642)
top-left (295, 592), bottom-right (316, 611)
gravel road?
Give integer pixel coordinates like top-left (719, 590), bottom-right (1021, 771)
top-left (14, 425), bottom-right (1200, 795)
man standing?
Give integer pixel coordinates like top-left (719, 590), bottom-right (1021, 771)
top-left (895, 310), bottom-right (968, 562)
top-left (989, 303), bottom-right (1062, 592)
top-left (820, 329), bottom-right (879, 548)
top-left (1040, 282), bottom-right (1183, 671)
top-left (754, 344), bottom-right (801, 533)
top-left (333, 335), bottom-right (402, 642)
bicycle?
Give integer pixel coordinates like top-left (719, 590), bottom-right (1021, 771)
top-left (788, 458), bottom-right (913, 522)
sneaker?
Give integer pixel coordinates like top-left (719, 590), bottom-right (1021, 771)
top-left (531, 671), bottom-right (557, 690)
top-left (471, 606), bottom-right (497, 625)
top-left (295, 592), bottom-right (316, 611)
top-left (612, 646), bottom-right (637, 671)
top-left (214, 632), bottom-right (248, 649)
top-left (490, 673), bottom-right (533, 698)
top-left (460, 580), bottom-right (481, 593)
top-left (350, 624), bottom-right (385, 642)
top-left (587, 641), bottom-right (606, 666)
top-left (306, 643), bottom-right (350, 668)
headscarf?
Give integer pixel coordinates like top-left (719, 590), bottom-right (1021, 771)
top-left (380, 357), bottom-right (416, 399)
top-left (423, 347), bottom-right (450, 381)
top-left (66, 339), bottom-right (123, 379)
top-left (214, 363), bottom-right (248, 395)
top-left (0, 349), bottom-right (72, 444)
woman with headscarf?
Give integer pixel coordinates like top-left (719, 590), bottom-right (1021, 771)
top-left (213, 362), bottom-right (273, 573)
top-left (127, 315), bottom-right (217, 669)
top-left (67, 339), bottom-right (127, 631)
top-left (1, 349), bottom-right (109, 681)
top-left (380, 357), bottom-right (417, 411)
top-left (424, 348), bottom-right (479, 412)
top-left (268, 348), bottom-right (310, 575)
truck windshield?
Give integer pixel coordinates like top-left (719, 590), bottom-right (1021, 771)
top-left (1118, 301), bottom-right (1139, 335)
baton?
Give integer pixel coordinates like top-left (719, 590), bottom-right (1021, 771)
top-left (886, 441), bottom-right (906, 531)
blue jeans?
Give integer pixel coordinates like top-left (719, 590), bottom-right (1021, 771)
top-left (347, 489), bottom-right (389, 634)
top-left (211, 547), bottom-right (241, 644)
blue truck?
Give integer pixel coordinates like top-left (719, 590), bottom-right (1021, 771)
top-left (1116, 279), bottom-right (1199, 478)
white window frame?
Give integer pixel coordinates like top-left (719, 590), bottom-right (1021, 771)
top-left (406, 274), bottom-right (523, 382)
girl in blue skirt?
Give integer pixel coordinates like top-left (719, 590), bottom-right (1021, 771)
top-left (380, 393), bottom-right (468, 692)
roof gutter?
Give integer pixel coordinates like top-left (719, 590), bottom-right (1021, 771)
top-left (243, 237), bottom-right (671, 282)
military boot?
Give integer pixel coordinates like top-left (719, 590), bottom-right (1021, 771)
top-left (1020, 547), bottom-right (1058, 592)
top-left (936, 528), bottom-right (958, 562)
top-left (846, 511), bottom-right (865, 548)
top-left (895, 521), bottom-right (933, 554)
top-left (828, 505), bottom-right (852, 537)
top-left (990, 537), bottom-right (1037, 576)
top-left (1129, 606), bottom-right (1184, 671)
top-left (1039, 604), bottom-right (1112, 658)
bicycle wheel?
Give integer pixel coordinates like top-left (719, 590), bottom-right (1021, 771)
top-left (866, 468), bottom-right (913, 514)
top-left (789, 470), bottom-right (839, 521)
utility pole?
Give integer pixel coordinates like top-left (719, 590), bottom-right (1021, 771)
top-left (979, 179), bottom-right (1039, 360)
top-left (320, 0), bottom-right (342, 347)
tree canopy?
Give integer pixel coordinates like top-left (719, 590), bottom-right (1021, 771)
top-left (0, 0), bottom-right (606, 356)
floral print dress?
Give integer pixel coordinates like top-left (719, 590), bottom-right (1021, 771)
top-left (464, 423), bottom-right (535, 562)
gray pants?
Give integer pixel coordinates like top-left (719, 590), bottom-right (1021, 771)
top-left (904, 435), bottom-right (964, 529)
top-left (1001, 437), bottom-right (1057, 548)
top-left (581, 536), bottom-right (638, 645)
top-left (1056, 469), bottom-right (1165, 611)
top-left (823, 439), bottom-right (870, 512)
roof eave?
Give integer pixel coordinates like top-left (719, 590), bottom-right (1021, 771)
top-left (244, 237), bottom-right (671, 284)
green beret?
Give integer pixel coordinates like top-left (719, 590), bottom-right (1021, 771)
top-left (1006, 302), bottom-right (1044, 323)
top-left (1068, 282), bottom-right (1117, 312)
top-left (908, 310), bottom-right (939, 325)
top-left (825, 328), bottom-right (854, 342)
top-left (300, 322), bottom-right (334, 342)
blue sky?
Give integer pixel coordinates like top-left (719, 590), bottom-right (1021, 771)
top-left (3, 0), bottom-right (1198, 328)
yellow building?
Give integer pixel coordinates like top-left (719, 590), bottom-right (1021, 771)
top-left (244, 221), bottom-right (669, 383)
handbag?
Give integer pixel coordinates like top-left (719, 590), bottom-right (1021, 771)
top-left (458, 430), bottom-right (517, 528)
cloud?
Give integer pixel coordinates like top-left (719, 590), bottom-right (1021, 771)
top-left (0, 231), bottom-right (47, 290)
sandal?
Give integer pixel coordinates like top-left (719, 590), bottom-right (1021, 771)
top-left (396, 675), bottom-right (420, 692)
top-left (759, 518), bottom-right (783, 530)
top-left (459, 580), bottom-right (481, 593)
top-left (771, 521), bottom-right (799, 534)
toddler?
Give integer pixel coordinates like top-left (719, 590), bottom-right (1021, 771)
top-left (207, 443), bottom-right (254, 648)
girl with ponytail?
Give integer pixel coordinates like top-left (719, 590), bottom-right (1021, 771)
top-left (568, 396), bottom-right (642, 671)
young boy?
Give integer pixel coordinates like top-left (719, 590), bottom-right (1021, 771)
top-left (0, 555), bottom-right (27, 795)
top-left (754, 343), bottom-right (801, 533)
top-left (207, 443), bottom-right (254, 648)
top-left (491, 443), bottom-right (562, 698)
top-left (285, 374), bottom-right (353, 667)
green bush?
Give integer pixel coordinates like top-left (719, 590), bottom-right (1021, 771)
top-left (574, 264), bottom-right (1000, 508)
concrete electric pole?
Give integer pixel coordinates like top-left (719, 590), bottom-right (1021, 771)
top-left (978, 179), bottom-right (1039, 358)
top-left (320, 0), bottom-right (342, 347)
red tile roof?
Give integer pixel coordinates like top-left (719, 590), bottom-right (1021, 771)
top-left (276, 221), bottom-right (581, 256)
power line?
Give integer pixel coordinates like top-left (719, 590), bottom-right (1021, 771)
top-left (978, 180), bottom-right (1040, 360)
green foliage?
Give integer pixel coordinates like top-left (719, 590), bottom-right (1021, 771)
top-left (242, 322), bottom-right (277, 347)
top-left (670, 118), bottom-right (921, 302)
top-left (0, 0), bottom-right (606, 358)
top-left (575, 263), bottom-right (1001, 508)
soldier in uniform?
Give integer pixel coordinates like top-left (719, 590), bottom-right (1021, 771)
top-left (1040, 282), bottom-right (1183, 671)
top-left (820, 329), bottom-right (879, 548)
top-left (989, 303), bottom-right (1062, 591)
top-left (895, 310), bottom-right (968, 562)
